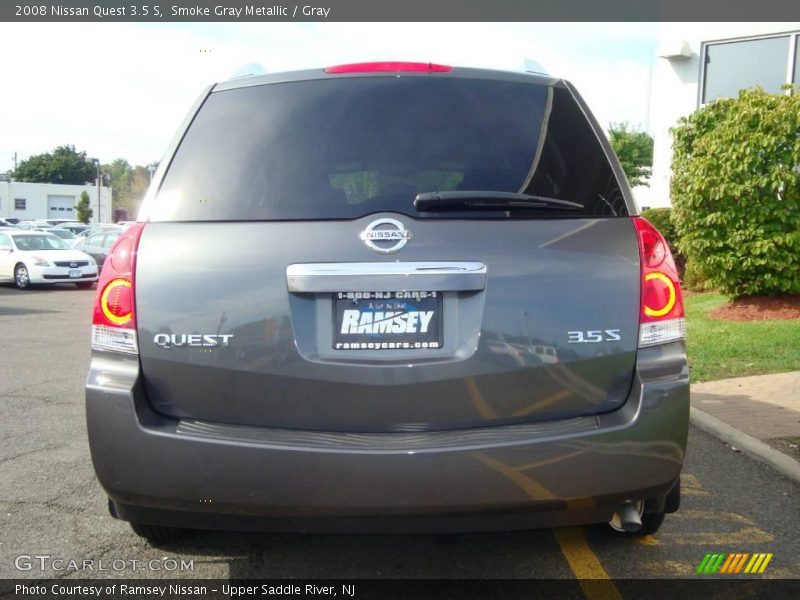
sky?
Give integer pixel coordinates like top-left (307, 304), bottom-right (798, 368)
top-left (0, 22), bottom-right (659, 173)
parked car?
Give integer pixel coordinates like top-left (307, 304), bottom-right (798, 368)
top-left (76, 224), bottom-right (121, 240)
top-left (0, 219), bottom-right (18, 228)
top-left (17, 220), bottom-right (50, 231)
top-left (86, 62), bottom-right (688, 545)
top-left (75, 226), bottom-right (123, 270)
top-left (0, 230), bottom-right (98, 289)
top-left (46, 227), bottom-right (80, 247)
top-left (59, 223), bottom-right (91, 236)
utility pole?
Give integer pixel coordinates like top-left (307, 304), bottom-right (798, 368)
top-left (89, 157), bottom-right (101, 223)
top-left (13, 152), bottom-right (17, 171)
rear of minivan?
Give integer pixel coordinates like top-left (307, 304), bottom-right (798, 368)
top-left (86, 63), bottom-right (688, 543)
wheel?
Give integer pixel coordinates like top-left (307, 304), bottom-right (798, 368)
top-left (75, 281), bottom-right (94, 289)
top-left (130, 522), bottom-right (182, 546)
top-left (14, 263), bottom-right (30, 289)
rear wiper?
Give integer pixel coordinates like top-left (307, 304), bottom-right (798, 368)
top-left (414, 191), bottom-right (583, 212)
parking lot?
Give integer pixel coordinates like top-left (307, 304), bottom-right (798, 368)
top-left (1, 284), bottom-right (799, 587)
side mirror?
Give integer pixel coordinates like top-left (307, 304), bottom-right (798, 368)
top-left (0, 245), bottom-right (12, 253)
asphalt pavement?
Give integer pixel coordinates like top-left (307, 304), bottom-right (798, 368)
top-left (1, 284), bottom-right (799, 588)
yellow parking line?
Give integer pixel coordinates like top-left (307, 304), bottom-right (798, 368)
top-left (553, 528), bottom-right (623, 600)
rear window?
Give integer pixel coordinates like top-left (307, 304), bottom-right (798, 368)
top-left (154, 76), bottom-right (627, 221)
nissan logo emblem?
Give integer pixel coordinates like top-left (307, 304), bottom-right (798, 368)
top-left (359, 218), bottom-right (412, 254)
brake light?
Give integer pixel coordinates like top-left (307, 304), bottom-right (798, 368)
top-left (632, 217), bottom-right (685, 347)
top-left (324, 62), bottom-right (453, 74)
top-left (91, 223), bottom-right (145, 354)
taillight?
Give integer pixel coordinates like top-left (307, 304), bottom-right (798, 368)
top-left (632, 217), bottom-right (685, 347)
top-left (324, 62), bottom-right (453, 74)
top-left (91, 223), bottom-right (145, 354)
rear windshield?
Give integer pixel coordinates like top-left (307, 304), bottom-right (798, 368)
top-left (154, 76), bottom-right (627, 221)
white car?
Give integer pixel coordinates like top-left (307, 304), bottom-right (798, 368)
top-left (0, 230), bottom-right (99, 289)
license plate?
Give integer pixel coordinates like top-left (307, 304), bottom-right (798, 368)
top-left (333, 291), bottom-right (442, 350)
top-left (69, 269), bottom-right (81, 278)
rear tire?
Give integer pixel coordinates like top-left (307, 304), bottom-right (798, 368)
top-left (664, 478), bottom-right (681, 514)
top-left (14, 264), bottom-right (30, 289)
top-left (75, 281), bottom-right (94, 289)
top-left (129, 522), bottom-right (181, 546)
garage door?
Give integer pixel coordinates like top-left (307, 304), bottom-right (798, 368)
top-left (47, 195), bottom-right (76, 220)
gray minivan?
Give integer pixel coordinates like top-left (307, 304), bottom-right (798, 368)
top-left (86, 62), bottom-right (688, 545)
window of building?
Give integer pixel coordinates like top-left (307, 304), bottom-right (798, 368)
top-left (702, 33), bottom-right (797, 104)
top-left (795, 39), bottom-right (800, 84)
top-left (14, 198), bottom-right (26, 210)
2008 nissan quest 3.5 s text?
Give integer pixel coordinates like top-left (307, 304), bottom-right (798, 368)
top-left (86, 62), bottom-right (689, 545)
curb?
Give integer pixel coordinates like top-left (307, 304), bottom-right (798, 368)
top-left (690, 406), bottom-right (800, 484)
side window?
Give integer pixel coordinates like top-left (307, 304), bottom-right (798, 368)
top-left (0, 233), bottom-right (10, 247)
top-left (87, 234), bottom-right (104, 247)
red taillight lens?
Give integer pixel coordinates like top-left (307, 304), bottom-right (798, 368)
top-left (91, 223), bottom-right (145, 354)
top-left (632, 217), bottom-right (685, 347)
top-left (324, 62), bottom-right (453, 74)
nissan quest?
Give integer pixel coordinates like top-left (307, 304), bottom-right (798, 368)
top-left (86, 62), bottom-right (689, 545)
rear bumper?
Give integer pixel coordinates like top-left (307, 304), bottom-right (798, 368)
top-left (86, 343), bottom-right (689, 533)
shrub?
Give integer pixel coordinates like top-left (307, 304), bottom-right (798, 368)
top-left (682, 258), bottom-right (715, 292)
top-left (670, 87), bottom-right (800, 297)
top-left (641, 207), bottom-right (686, 278)
top-left (76, 190), bottom-right (93, 224)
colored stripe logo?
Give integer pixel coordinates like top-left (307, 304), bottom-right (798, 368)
top-left (696, 553), bottom-right (773, 574)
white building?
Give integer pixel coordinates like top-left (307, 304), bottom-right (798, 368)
top-left (0, 180), bottom-right (112, 224)
top-left (641, 23), bottom-right (800, 209)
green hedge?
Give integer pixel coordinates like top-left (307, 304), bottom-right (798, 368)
top-left (670, 87), bottom-right (800, 298)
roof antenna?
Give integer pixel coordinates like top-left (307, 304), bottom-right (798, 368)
top-left (523, 59), bottom-right (549, 76)
top-left (229, 63), bottom-right (267, 79)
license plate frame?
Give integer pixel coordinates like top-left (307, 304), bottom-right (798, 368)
top-left (333, 291), bottom-right (443, 350)
top-left (69, 269), bottom-right (81, 278)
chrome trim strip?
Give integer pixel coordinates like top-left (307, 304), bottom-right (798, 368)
top-left (286, 262), bottom-right (487, 293)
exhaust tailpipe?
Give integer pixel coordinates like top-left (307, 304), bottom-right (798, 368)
top-left (614, 501), bottom-right (642, 533)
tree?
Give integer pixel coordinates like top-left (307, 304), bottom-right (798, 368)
top-left (104, 159), bottom-right (156, 217)
top-left (105, 158), bottom-right (133, 208)
top-left (76, 191), bottom-right (93, 224)
top-left (670, 87), bottom-right (800, 297)
top-left (13, 145), bottom-right (97, 185)
top-left (608, 122), bottom-right (654, 187)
